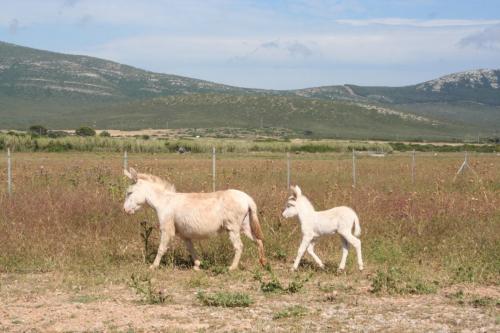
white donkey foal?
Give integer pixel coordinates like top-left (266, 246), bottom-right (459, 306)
top-left (123, 168), bottom-right (266, 271)
top-left (282, 186), bottom-right (363, 271)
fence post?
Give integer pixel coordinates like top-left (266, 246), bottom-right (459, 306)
top-left (7, 148), bottom-right (12, 196)
top-left (411, 149), bottom-right (415, 184)
top-left (352, 148), bottom-right (356, 188)
top-left (286, 152), bottom-right (290, 189)
top-left (123, 150), bottom-right (128, 170)
top-left (212, 147), bottom-right (216, 192)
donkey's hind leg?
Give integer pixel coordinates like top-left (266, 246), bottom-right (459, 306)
top-left (338, 236), bottom-right (349, 271)
top-left (338, 230), bottom-right (363, 271)
top-left (228, 230), bottom-right (243, 271)
top-left (184, 239), bottom-right (201, 270)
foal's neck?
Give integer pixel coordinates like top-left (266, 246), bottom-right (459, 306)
top-left (297, 196), bottom-right (316, 220)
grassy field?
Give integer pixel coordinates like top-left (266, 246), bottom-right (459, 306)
top-left (0, 151), bottom-right (498, 332)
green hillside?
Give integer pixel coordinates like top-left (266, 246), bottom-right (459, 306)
top-left (1, 41), bottom-right (498, 139)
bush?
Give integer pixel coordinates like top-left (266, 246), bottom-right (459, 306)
top-left (47, 131), bottom-right (68, 138)
top-left (75, 126), bottom-right (96, 137)
top-left (99, 131), bottom-right (111, 137)
top-left (28, 125), bottom-right (48, 136)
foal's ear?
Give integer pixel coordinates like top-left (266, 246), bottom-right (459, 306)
top-left (291, 185), bottom-right (302, 197)
top-left (124, 168), bottom-right (138, 182)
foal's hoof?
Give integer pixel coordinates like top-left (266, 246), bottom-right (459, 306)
top-left (149, 264), bottom-right (158, 270)
top-left (193, 266), bottom-right (201, 271)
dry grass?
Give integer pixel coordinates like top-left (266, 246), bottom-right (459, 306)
top-left (0, 151), bottom-right (498, 331)
top-left (0, 151), bottom-right (498, 284)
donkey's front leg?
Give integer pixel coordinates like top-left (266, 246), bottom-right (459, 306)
top-left (292, 236), bottom-right (313, 271)
top-left (150, 221), bottom-right (175, 269)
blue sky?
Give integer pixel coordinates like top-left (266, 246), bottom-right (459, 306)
top-left (1, 0), bottom-right (499, 89)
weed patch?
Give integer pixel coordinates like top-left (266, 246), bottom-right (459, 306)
top-left (273, 305), bottom-right (308, 320)
top-left (129, 273), bottom-right (170, 304)
top-left (255, 268), bottom-right (311, 294)
top-left (370, 267), bottom-right (438, 295)
top-left (196, 291), bottom-right (252, 307)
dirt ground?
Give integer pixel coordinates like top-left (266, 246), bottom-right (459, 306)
top-left (0, 268), bottom-right (498, 333)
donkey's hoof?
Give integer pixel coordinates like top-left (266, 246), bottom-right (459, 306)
top-left (149, 264), bottom-right (158, 270)
top-left (193, 266), bottom-right (201, 271)
top-left (228, 266), bottom-right (238, 271)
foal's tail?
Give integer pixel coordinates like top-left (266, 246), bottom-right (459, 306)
top-left (353, 214), bottom-right (361, 237)
top-left (248, 198), bottom-right (267, 266)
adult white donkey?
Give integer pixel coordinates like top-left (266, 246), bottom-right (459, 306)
top-left (282, 185), bottom-right (363, 272)
top-left (123, 168), bottom-right (266, 270)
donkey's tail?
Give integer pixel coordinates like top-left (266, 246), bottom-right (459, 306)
top-left (353, 214), bottom-right (361, 237)
top-left (248, 198), bottom-right (266, 266)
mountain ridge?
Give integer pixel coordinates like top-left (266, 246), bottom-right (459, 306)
top-left (1, 41), bottom-right (499, 138)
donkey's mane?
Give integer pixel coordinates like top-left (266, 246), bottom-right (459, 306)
top-left (297, 194), bottom-right (315, 211)
top-left (138, 173), bottom-right (176, 192)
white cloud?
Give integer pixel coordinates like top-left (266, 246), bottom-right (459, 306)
top-left (336, 18), bottom-right (500, 27)
top-left (459, 24), bottom-right (500, 50)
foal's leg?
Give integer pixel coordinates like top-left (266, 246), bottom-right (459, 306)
top-left (338, 237), bottom-right (349, 271)
top-left (150, 221), bottom-right (175, 269)
top-left (306, 242), bottom-right (324, 269)
top-left (228, 230), bottom-right (243, 271)
top-left (292, 236), bottom-right (313, 271)
top-left (184, 239), bottom-right (201, 271)
top-left (338, 230), bottom-right (363, 271)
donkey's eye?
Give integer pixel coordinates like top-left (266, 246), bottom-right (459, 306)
top-left (126, 192), bottom-right (132, 197)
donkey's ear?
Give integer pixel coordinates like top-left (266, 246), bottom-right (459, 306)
top-left (124, 168), bottom-right (138, 182)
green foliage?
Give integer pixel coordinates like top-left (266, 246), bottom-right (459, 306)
top-left (0, 133), bottom-right (393, 153)
top-left (75, 127), bottom-right (96, 137)
top-left (389, 142), bottom-right (500, 153)
top-left (370, 267), bottom-right (438, 295)
top-left (273, 305), bottom-right (308, 320)
top-left (28, 125), bottom-right (48, 136)
top-left (99, 131), bottom-right (111, 137)
top-left (196, 291), bottom-right (252, 307)
top-left (255, 268), bottom-right (311, 294)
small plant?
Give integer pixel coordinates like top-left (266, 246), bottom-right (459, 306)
top-left (273, 305), bottom-right (308, 320)
top-left (453, 265), bottom-right (476, 283)
top-left (209, 265), bottom-right (229, 276)
top-left (255, 268), bottom-right (310, 294)
top-left (140, 221), bottom-right (154, 263)
top-left (446, 290), bottom-right (466, 305)
top-left (129, 273), bottom-right (170, 304)
top-left (196, 291), bottom-right (252, 307)
top-left (469, 296), bottom-right (499, 308)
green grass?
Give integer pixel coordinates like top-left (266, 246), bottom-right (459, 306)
top-left (196, 291), bottom-right (252, 307)
top-left (370, 267), bottom-right (438, 295)
top-left (272, 305), bottom-right (308, 320)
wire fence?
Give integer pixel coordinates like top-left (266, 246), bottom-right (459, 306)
top-left (2, 148), bottom-right (495, 198)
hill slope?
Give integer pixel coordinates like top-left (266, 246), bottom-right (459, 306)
top-left (0, 41), bottom-right (498, 138)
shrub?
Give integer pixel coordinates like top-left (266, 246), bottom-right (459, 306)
top-left (28, 125), bottom-right (48, 136)
top-left (75, 126), bottom-right (96, 137)
top-left (99, 131), bottom-right (111, 137)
